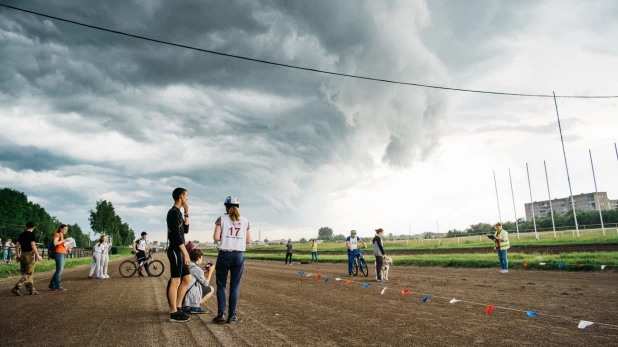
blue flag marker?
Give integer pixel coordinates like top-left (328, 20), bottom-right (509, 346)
top-left (363, 283), bottom-right (370, 289)
top-left (324, 277), bottom-right (330, 283)
top-left (526, 311), bottom-right (539, 317)
top-left (422, 294), bottom-right (430, 302)
top-left (298, 271), bottom-right (305, 275)
top-left (558, 263), bottom-right (564, 269)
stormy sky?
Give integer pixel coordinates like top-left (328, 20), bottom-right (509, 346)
top-left (1, 0), bottom-right (617, 242)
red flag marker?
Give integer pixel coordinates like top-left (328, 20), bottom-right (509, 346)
top-left (316, 274), bottom-right (322, 280)
top-left (523, 262), bottom-right (528, 267)
top-left (486, 305), bottom-right (495, 315)
top-left (345, 280), bottom-right (353, 285)
top-left (402, 289), bottom-right (410, 295)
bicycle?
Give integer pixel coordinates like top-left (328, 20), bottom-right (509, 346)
top-left (119, 250), bottom-right (164, 277)
top-left (352, 251), bottom-right (369, 277)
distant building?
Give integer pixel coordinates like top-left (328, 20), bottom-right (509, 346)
top-left (524, 192), bottom-right (614, 221)
top-left (611, 199), bottom-right (618, 210)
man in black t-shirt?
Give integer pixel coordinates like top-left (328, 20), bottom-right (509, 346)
top-left (166, 188), bottom-right (192, 323)
top-left (11, 222), bottom-right (43, 296)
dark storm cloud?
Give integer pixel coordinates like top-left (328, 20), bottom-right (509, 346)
top-left (0, 142), bottom-right (78, 171)
top-left (0, 0), bottom-right (449, 235)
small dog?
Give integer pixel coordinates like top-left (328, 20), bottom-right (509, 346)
top-left (380, 256), bottom-right (393, 281)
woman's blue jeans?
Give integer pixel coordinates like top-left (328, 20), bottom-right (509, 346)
top-left (311, 251), bottom-right (318, 262)
top-left (216, 251), bottom-right (244, 316)
top-left (50, 253), bottom-right (66, 289)
top-left (497, 250), bottom-right (508, 270)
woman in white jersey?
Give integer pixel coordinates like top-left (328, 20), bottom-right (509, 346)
top-left (88, 236), bottom-right (105, 279)
top-left (212, 196), bottom-right (251, 324)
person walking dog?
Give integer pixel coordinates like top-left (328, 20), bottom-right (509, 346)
top-left (213, 196), bottom-right (251, 324)
top-left (372, 228), bottom-right (386, 281)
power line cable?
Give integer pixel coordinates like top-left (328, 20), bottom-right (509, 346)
top-left (1, 3), bottom-right (617, 99)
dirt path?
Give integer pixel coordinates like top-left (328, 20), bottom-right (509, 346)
top-left (1, 255), bottom-right (617, 346)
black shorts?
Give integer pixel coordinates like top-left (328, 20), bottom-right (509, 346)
top-left (202, 285), bottom-right (213, 297)
top-left (167, 248), bottom-right (190, 278)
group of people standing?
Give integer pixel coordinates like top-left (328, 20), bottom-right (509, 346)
top-left (165, 188), bottom-right (251, 324)
top-left (10, 223), bottom-right (72, 296)
top-left (88, 235), bottom-right (111, 279)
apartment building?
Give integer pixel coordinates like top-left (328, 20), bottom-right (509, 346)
top-left (524, 192), bottom-right (614, 221)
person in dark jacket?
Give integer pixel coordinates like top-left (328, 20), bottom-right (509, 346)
top-left (284, 240), bottom-right (293, 265)
top-left (372, 228), bottom-right (386, 282)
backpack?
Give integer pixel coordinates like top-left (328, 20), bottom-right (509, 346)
top-left (48, 242), bottom-right (56, 260)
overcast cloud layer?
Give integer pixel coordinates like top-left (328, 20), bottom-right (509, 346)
top-left (1, 0), bottom-right (617, 242)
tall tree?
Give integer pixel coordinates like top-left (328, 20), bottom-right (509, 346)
top-left (89, 200), bottom-right (117, 238)
top-left (318, 227), bottom-right (334, 240)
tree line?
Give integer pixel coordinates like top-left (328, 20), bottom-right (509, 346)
top-left (447, 209), bottom-right (618, 237)
top-left (0, 188), bottom-right (136, 247)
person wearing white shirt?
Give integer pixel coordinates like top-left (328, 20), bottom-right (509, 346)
top-left (132, 232), bottom-right (149, 277)
top-left (212, 196), bottom-right (251, 324)
top-left (88, 236), bottom-right (105, 279)
top-left (100, 237), bottom-right (111, 278)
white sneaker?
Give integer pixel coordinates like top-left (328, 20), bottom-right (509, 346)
top-left (105, 275), bottom-right (110, 278)
top-left (499, 270), bottom-right (508, 274)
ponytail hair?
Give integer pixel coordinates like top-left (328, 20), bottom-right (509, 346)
top-left (226, 206), bottom-right (240, 222)
top-left (56, 224), bottom-right (67, 234)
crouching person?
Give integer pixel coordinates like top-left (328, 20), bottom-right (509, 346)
top-left (182, 249), bottom-right (215, 314)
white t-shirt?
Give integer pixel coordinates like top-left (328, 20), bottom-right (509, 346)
top-left (219, 215), bottom-right (250, 252)
top-left (136, 239), bottom-right (147, 251)
top-left (93, 243), bottom-right (104, 254)
top-left (347, 236), bottom-right (360, 251)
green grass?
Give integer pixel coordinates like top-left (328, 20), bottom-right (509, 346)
top-left (0, 254), bottom-right (131, 279)
top-left (251, 229), bottom-right (618, 253)
top-left (203, 251), bottom-right (618, 271)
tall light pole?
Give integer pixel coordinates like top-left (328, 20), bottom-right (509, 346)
top-left (544, 161), bottom-right (557, 239)
top-left (493, 170), bottom-right (502, 223)
top-left (589, 150), bottom-right (605, 237)
top-left (526, 163), bottom-right (538, 240)
top-left (553, 92), bottom-right (579, 238)
top-left (508, 168), bottom-right (520, 240)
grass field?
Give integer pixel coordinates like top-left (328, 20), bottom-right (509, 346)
top-left (0, 247), bottom-right (133, 279)
top-left (202, 251), bottom-right (618, 271)
top-left (251, 228), bottom-right (618, 252)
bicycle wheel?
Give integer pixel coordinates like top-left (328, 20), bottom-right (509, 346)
top-left (147, 260), bottom-right (165, 277)
top-left (360, 257), bottom-right (369, 277)
top-left (119, 260), bottom-right (137, 278)
top-left (352, 257), bottom-right (359, 276)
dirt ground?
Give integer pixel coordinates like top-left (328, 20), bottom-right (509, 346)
top-left (249, 243), bottom-right (618, 255)
top-left (1, 255), bottom-right (617, 346)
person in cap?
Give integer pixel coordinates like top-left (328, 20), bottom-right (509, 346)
top-left (11, 222), bottom-right (42, 296)
top-left (372, 228), bottom-right (386, 281)
top-left (493, 222), bottom-right (510, 273)
top-left (133, 231), bottom-right (150, 277)
top-left (212, 196), bottom-right (251, 324)
top-left (345, 230), bottom-right (366, 276)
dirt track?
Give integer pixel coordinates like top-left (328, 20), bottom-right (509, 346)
top-left (1, 254), bottom-right (617, 346)
top-left (248, 243), bottom-right (618, 255)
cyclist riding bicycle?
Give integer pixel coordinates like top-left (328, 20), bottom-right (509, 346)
top-left (346, 230), bottom-right (366, 276)
top-left (132, 232), bottom-right (150, 277)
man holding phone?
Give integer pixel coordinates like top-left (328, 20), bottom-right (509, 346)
top-left (166, 188), bottom-right (192, 323)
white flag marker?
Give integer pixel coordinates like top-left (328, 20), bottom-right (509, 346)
top-left (578, 320), bottom-right (594, 329)
top-left (335, 278), bottom-right (341, 281)
top-left (306, 274), bottom-right (312, 277)
top-left (601, 265), bottom-right (606, 270)
top-left (450, 298), bottom-right (460, 304)
top-left (381, 288), bottom-right (387, 295)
